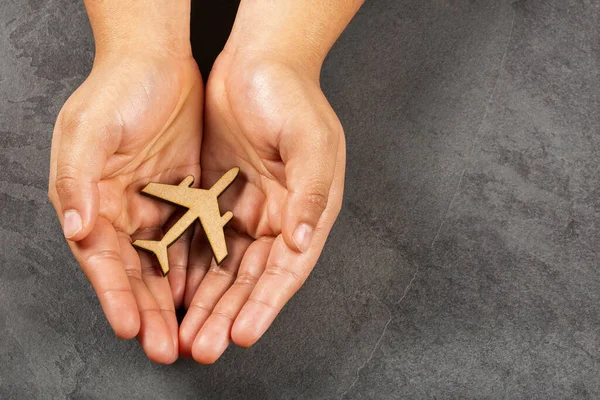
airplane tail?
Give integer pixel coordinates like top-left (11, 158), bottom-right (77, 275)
top-left (132, 240), bottom-right (170, 277)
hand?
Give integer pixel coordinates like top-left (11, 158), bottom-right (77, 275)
top-left (179, 51), bottom-right (346, 363)
top-left (48, 51), bottom-right (203, 364)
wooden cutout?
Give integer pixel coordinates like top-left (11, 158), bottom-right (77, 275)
top-left (133, 167), bottom-right (239, 277)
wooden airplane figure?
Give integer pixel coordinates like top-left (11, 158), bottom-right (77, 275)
top-left (133, 167), bottom-right (239, 277)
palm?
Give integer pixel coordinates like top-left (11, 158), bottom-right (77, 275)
top-left (50, 54), bottom-right (203, 363)
top-left (179, 56), bottom-right (345, 363)
top-left (98, 60), bottom-right (202, 235)
top-left (202, 66), bottom-right (291, 241)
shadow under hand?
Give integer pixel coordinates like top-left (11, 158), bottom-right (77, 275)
top-left (190, 0), bottom-right (240, 81)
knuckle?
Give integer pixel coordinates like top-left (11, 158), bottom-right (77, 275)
top-left (57, 100), bottom-right (123, 143)
top-left (302, 184), bottom-right (329, 214)
top-left (247, 297), bottom-right (276, 312)
top-left (212, 311), bottom-right (233, 323)
top-left (54, 164), bottom-right (80, 198)
top-left (189, 302), bottom-right (212, 315)
top-left (84, 249), bottom-right (121, 265)
top-left (264, 263), bottom-right (306, 287)
top-left (57, 104), bottom-right (88, 137)
top-left (315, 119), bottom-right (343, 148)
top-left (208, 266), bottom-right (235, 280)
top-left (124, 265), bottom-right (142, 281)
top-left (233, 273), bottom-right (258, 287)
top-left (169, 263), bottom-right (187, 272)
top-left (97, 287), bottom-right (131, 299)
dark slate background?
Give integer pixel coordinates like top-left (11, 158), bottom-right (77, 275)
top-left (2, 0), bottom-right (600, 398)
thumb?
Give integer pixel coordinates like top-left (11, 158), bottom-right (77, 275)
top-left (280, 116), bottom-right (340, 253)
top-left (50, 107), bottom-right (117, 242)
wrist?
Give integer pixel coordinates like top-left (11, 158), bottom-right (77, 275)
top-left (221, 43), bottom-right (323, 85)
top-left (223, 2), bottom-right (330, 81)
top-left (223, 0), bottom-right (363, 81)
top-left (84, 0), bottom-right (192, 60)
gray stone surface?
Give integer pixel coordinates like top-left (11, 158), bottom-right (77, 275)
top-left (1, 0), bottom-right (599, 398)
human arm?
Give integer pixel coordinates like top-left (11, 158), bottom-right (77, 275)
top-left (179, 0), bottom-right (364, 363)
top-left (49, 0), bottom-right (200, 363)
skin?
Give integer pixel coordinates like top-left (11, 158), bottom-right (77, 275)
top-left (48, 0), bottom-right (199, 363)
top-left (179, 0), bottom-right (364, 363)
top-left (49, 0), bottom-right (363, 364)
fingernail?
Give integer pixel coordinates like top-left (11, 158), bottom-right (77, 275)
top-left (63, 210), bottom-right (82, 238)
top-left (292, 223), bottom-right (313, 253)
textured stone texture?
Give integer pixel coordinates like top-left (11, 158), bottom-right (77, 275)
top-left (2, 0), bottom-right (600, 398)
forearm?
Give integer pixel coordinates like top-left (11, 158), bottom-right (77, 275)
top-left (83, 0), bottom-right (192, 57)
top-left (225, 0), bottom-right (364, 77)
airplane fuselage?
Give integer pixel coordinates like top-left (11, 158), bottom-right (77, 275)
top-left (132, 168), bottom-right (239, 276)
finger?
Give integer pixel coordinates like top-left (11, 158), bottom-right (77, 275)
top-left (280, 111), bottom-right (340, 253)
top-left (51, 106), bottom-right (121, 241)
top-left (69, 216), bottom-right (139, 339)
top-left (191, 237), bottom-right (272, 364)
top-left (182, 227), bottom-right (214, 309)
top-left (118, 234), bottom-right (176, 363)
top-left (140, 251), bottom-right (179, 361)
top-left (135, 229), bottom-right (179, 362)
top-left (166, 212), bottom-right (194, 309)
top-left (232, 139), bottom-right (346, 348)
top-left (231, 236), bottom-right (308, 348)
top-left (120, 235), bottom-right (176, 363)
top-left (179, 231), bottom-right (251, 359)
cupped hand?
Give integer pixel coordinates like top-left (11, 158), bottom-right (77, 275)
top-left (179, 51), bottom-right (346, 363)
top-left (48, 52), bottom-right (203, 363)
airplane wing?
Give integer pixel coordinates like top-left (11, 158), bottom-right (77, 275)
top-left (140, 175), bottom-right (196, 208)
top-left (200, 210), bottom-right (234, 265)
top-left (209, 168), bottom-right (239, 196)
top-left (138, 171), bottom-right (239, 265)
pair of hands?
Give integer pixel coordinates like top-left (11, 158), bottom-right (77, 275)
top-left (48, 42), bottom-right (345, 364)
